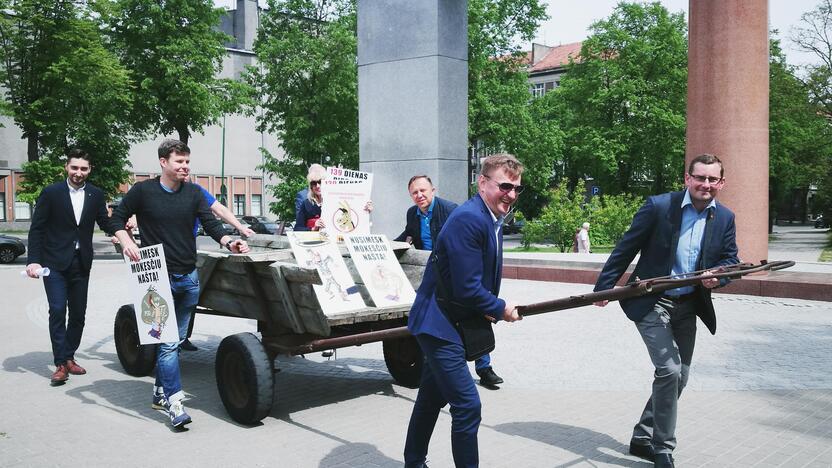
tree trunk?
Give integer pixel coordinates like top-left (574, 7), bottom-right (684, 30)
top-left (27, 131), bottom-right (39, 162)
top-left (176, 126), bottom-right (190, 145)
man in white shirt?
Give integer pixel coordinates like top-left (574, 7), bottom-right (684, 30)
top-left (26, 149), bottom-right (114, 385)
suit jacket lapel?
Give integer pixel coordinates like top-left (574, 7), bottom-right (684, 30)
top-left (474, 195), bottom-right (500, 291)
top-left (59, 182), bottom-right (76, 226)
top-left (79, 189), bottom-right (93, 226)
top-left (697, 205), bottom-right (716, 269)
top-left (667, 191), bottom-right (684, 272)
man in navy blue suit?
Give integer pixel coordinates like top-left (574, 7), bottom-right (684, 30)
top-left (395, 175), bottom-right (505, 388)
top-left (593, 154), bottom-right (740, 468)
top-left (26, 149), bottom-right (114, 385)
top-left (404, 154), bottom-right (524, 468)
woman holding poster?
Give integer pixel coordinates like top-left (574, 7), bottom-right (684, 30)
top-left (295, 165), bottom-right (326, 231)
top-left (295, 165), bottom-right (373, 232)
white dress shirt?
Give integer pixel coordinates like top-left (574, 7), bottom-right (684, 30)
top-left (68, 180), bottom-right (86, 248)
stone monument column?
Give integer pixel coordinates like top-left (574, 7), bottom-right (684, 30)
top-left (686, 0), bottom-right (769, 263)
top-left (357, 0), bottom-right (469, 238)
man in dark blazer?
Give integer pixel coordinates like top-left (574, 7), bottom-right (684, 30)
top-left (404, 154), bottom-right (524, 468)
top-left (593, 154), bottom-right (740, 468)
top-left (26, 149), bottom-right (114, 385)
top-left (395, 175), bottom-right (504, 388)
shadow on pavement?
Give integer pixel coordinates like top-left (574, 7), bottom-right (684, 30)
top-left (492, 421), bottom-right (647, 467)
top-left (319, 442), bottom-right (402, 468)
top-left (2, 351), bottom-right (57, 379)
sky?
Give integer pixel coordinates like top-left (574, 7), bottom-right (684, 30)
top-left (214, 0), bottom-right (825, 67)
top-left (533, 0), bottom-right (824, 67)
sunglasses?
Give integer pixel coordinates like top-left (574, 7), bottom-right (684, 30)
top-left (310, 180), bottom-right (321, 187)
top-left (483, 174), bottom-right (524, 194)
top-left (688, 174), bottom-right (723, 184)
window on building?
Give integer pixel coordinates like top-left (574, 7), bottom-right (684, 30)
top-left (530, 82), bottom-right (545, 98)
top-left (233, 194), bottom-right (245, 216)
top-left (251, 194), bottom-right (262, 217)
top-left (14, 200), bottom-right (31, 220)
top-left (0, 192), bottom-right (5, 221)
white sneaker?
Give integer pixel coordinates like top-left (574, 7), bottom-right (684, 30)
top-left (168, 400), bottom-right (192, 428)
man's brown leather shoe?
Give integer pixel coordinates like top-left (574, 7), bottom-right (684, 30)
top-left (51, 364), bottom-right (69, 385)
top-left (65, 359), bottom-right (86, 375)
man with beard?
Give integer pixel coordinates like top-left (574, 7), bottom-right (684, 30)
top-left (27, 149), bottom-right (115, 385)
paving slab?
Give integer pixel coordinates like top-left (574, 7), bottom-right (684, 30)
top-left (1, 261), bottom-right (831, 467)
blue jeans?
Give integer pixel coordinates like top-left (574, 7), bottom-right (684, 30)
top-left (154, 269), bottom-right (199, 403)
top-left (404, 334), bottom-right (481, 468)
top-left (43, 251), bottom-right (90, 366)
top-left (474, 353), bottom-right (491, 372)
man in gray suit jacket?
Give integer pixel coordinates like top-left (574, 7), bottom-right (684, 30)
top-left (593, 154), bottom-right (740, 468)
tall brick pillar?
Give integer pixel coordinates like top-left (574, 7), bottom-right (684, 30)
top-left (686, 0), bottom-right (769, 263)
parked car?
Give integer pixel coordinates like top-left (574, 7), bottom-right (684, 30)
top-left (503, 219), bottom-right (525, 235)
top-left (242, 215), bottom-right (283, 235)
top-left (816, 215), bottom-right (830, 229)
top-left (0, 234), bottom-right (26, 264)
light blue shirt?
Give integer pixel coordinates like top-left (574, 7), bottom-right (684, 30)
top-left (417, 198), bottom-right (436, 250)
top-left (666, 190), bottom-right (716, 296)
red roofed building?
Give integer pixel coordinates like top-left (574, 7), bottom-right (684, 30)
top-left (526, 41), bottom-right (583, 97)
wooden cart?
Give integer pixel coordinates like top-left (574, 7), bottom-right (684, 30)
top-left (112, 235), bottom-right (428, 424)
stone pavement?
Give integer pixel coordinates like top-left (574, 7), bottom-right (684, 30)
top-left (1, 261), bottom-right (832, 467)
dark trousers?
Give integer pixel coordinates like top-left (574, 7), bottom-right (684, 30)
top-left (43, 251), bottom-right (90, 366)
top-left (404, 334), bottom-right (481, 468)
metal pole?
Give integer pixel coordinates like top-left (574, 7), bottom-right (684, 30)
top-left (220, 113), bottom-right (227, 206)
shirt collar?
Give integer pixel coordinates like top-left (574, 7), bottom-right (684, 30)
top-left (67, 179), bottom-right (85, 193)
top-left (418, 197), bottom-right (436, 217)
top-left (483, 203), bottom-right (504, 227)
top-left (681, 189), bottom-right (716, 212)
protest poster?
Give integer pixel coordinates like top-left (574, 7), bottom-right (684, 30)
top-left (288, 232), bottom-right (367, 315)
top-left (123, 244), bottom-right (179, 345)
top-left (344, 234), bottom-right (416, 308)
top-left (321, 167), bottom-right (373, 238)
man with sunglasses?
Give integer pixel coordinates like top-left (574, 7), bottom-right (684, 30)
top-left (593, 153), bottom-right (739, 468)
top-left (395, 175), bottom-right (505, 389)
top-left (404, 154), bottom-right (523, 468)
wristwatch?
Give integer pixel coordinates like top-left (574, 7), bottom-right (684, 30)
top-left (224, 240), bottom-right (233, 251)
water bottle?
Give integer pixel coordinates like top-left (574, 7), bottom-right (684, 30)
top-left (20, 267), bottom-right (50, 278)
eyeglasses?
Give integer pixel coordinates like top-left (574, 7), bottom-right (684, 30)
top-left (688, 174), bottom-right (723, 184)
top-left (310, 180), bottom-right (321, 187)
top-left (483, 174), bottom-right (524, 194)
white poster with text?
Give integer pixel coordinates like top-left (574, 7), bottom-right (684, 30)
top-left (321, 167), bottom-right (373, 238)
top-left (124, 244), bottom-right (179, 345)
top-left (345, 234), bottom-right (416, 308)
top-left (289, 232), bottom-right (366, 315)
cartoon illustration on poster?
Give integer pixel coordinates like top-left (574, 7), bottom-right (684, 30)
top-left (344, 234), bottom-right (416, 308)
top-left (123, 244), bottom-right (179, 344)
top-left (321, 167), bottom-right (373, 238)
top-left (289, 232), bottom-right (366, 315)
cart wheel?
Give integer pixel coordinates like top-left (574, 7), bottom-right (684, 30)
top-left (114, 304), bottom-right (158, 376)
top-left (383, 336), bottom-right (423, 388)
top-left (215, 332), bottom-right (274, 425)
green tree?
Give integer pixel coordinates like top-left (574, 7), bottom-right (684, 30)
top-left (248, 0), bottom-right (358, 217)
top-left (468, 0), bottom-right (553, 219)
top-left (790, 0), bottom-right (832, 221)
top-left (552, 2), bottom-right (687, 195)
top-left (586, 191), bottom-right (643, 246)
top-left (0, 0), bottom-right (135, 200)
top-left (522, 179), bottom-right (587, 251)
top-left (769, 36), bottom-right (832, 226)
top-left (98, 0), bottom-right (250, 144)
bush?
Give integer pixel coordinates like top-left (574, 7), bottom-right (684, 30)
top-left (520, 179), bottom-right (643, 251)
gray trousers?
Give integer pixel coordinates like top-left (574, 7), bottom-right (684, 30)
top-left (632, 296), bottom-right (697, 454)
